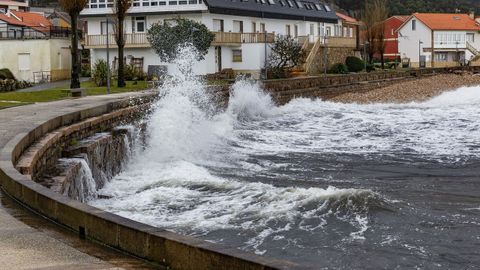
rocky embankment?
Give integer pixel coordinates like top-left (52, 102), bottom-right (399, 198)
top-left (330, 73), bottom-right (480, 104)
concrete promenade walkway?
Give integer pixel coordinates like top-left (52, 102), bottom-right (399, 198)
top-left (16, 78), bottom-right (90, 92)
top-left (0, 92), bottom-right (157, 269)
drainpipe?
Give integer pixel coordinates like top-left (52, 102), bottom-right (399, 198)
top-left (262, 12), bottom-right (267, 80)
top-left (106, 16), bottom-right (110, 94)
top-left (431, 30), bottom-right (435, 68)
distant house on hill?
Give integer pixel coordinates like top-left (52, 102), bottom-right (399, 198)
top-left (398, 13), bottom-right (480, 68)
top-left (0, 0), bottom-right (28, 13)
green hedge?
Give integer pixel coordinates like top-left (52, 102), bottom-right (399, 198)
top-left (0, 79), bottom-right (32, 92)
top-left (329, 63), bottom-right (349, 74)
top-left (345, 56), bottom-right (365, 72)
top-left (0, 69), bottom-right (16, 80)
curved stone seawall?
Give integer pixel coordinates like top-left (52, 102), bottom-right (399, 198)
top-left (0, 92), bottom-right (303, 270)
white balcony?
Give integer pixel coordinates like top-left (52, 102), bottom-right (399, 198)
top-left (85, 32), bottom-right (276, 48)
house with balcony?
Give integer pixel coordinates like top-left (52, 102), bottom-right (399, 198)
top-left (80, 0), bottom-right (355, 78)
top-left (398, 13), bottom-right (480, 68)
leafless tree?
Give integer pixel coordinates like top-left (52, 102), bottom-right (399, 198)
top-left (362, 0), bottom-right (388, 67)
top-left (112, 0), bottom-right (133, 88)
top-left (59, 0), bottom-right (88, 89)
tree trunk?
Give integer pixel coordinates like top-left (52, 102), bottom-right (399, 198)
top-left (380, 51), bottom-right (385, 69)
top-left (117, 18), bottom-right (126, 88)
top-left (70, 13), bottom-right (81, 89)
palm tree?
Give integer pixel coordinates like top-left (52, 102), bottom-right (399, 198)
top-left (113, 0), bottom-right (133, 88)
top-left (59, 0), bottom-right (88, 89)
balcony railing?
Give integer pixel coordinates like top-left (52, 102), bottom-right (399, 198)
top-left (85, 32), bottom-right (276, 48)
top-left (85, 33), bottom-right (149, 48)
top-left (212, 32), bottom-right (275, 45)
top-left (326, 36), bottom-right (357, 48)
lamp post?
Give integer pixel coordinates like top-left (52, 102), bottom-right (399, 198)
top-left (106, 16), bottom-right (110, 94)
top-left (418, 40), bottom-right (423, 69)
top-left (264, 30), bottom-right (268, 80)
top-left (323, 35), bottom-right (328, 76)
top-left (363, 41), bottom-right (369, 71)
top-left (455, 41), bottom-right (460, 66)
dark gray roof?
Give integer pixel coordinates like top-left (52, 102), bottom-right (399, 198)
top-left (203, 0), bottom-right (338, 23)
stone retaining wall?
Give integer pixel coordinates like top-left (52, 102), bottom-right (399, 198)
top-left (210, 66), bottom-right (480, 105)
top-left (0, 93), bottom-right (303, 270)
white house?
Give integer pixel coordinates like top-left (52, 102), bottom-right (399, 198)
top-left (80, 0), bottom-right (354, 78)
top-left (0, 10), bottom-right (72, 82)
top-left (398, 13), bottom-right (480, 68)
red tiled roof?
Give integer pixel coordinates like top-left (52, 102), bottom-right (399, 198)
top-left (10, 10), bottom-right (52, 29)
top-left (413, 13), bottom-right (480, 31)
top-left (336, 12), bottom-right (359, 24)
top-left (0, 13), bottom-right (28, 26)
top-left (391, 15), bottom-right (409, 22)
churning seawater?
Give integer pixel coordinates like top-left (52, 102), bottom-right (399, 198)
top-left (90, 48), bottom-right (480, 269)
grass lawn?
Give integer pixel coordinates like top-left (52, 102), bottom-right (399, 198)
top-left (0, 80), bottom-right (150, 109)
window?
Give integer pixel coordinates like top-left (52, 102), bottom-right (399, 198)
top-left (18, 53), bottom-right (30, 71)
top-left (286, 24), bottom-right (291, 36)
top-left (100, 21), bottom-right (114, 35)
top-left (213, 19), bottom-right (224, 32)
top-left (252, 22), bottom-right (257, 33)
top-left (294, 24), bottom-right (298, 37)
top-left (232, 49), bottom-right (242, 62)
top-left (260, 23), bottom-right (266, 33)
top-left (310, 24), bottom-right (314, 36)
top-left (467, 33), bottom-right (475, 43)
top-left (412, 19), bottom-right (416, 31)
top-left (326, 26), bottom-right (331, 36)
top-left (233, 20), bottom-right (243, 33)
top-left (435, 52), bottom-right (448, 62)
top-left (132, 17), bottom-right (146, 33)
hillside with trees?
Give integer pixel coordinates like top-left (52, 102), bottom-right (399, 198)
top-left (330, 0), bottom-right (480, 16)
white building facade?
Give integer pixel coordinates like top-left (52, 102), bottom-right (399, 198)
top-left (81, 0), bottom-right (352, 78)
top-left (398, 13), bottom-right (480, 68)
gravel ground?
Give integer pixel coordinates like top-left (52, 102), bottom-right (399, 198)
top-left (330, 73), bottom-right (480, 104)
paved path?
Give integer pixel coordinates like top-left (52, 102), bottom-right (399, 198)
top-left (0, 92), bottom-right (157, 269)
top-left (17, 78), bottom-right (90, 92)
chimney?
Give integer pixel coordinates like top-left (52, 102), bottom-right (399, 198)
top-left (469, 11), bottom-right (475, 20)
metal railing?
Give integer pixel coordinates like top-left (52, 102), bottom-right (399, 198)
top-left (0, 26), bottom-right (81, 40)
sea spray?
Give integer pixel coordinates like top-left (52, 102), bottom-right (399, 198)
top-left (91, 44), bottom-right (380, 257)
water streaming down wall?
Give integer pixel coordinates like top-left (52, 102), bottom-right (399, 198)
top-left (41, 125), bottom-right (141, 203)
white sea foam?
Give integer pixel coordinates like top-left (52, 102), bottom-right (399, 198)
top-left (90, 44), bottom-right (480, 256)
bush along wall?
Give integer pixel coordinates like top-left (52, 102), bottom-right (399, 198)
top-left (0, 79), bottom-right (33, 92)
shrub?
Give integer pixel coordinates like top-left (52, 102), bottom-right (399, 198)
top-left (0, 68), bottom-right (16, 80)
top-left (124, 64), bottom-right (147, 81)
top-left (329, 63), bottom-right (349, 74)
top-left (0, 79), bottom-right (32, 92)
top-left (366, 63), bottom-right (375, 72)
top-left (345, 56), bottom-right (365, 72)
top-left (147, 18), bottom-right (215, 62)
top-left (81, 64), bottom-right (91, 77)
top-left (92, 59), bottom-right (109, 86)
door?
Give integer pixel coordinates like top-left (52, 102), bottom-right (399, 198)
top-left (215, 46), bottom-right (222, 72)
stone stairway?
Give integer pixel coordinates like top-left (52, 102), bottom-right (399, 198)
top-left (466, 41), bottom-right (480, 62)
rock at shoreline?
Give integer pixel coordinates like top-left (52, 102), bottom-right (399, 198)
top-left (330, 73), bottom-right (480, 104)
